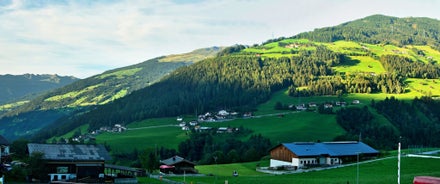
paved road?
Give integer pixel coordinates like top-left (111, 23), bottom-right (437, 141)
top-left (126, 124), bottom-right (177, 130)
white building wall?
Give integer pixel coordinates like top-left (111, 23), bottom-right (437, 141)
top-left (298, 158), bottom-right (317, 167)
top-left (326, 157), bottom-right (342, 165)
top-left (292, 157), bottom-right (299, 167)
top-left (270, 159), bottom-right (292, 167)
top-left (272, 156), bottom-right (343, 168)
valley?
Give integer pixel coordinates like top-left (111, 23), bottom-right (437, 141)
top-left (2, 14), bottom-right (440, 183)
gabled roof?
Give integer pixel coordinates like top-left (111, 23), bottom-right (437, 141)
top-left (27, 143), bottom-right (111, 161)
top-left (160, 155), bottom-right (195, 166)
top-left (277, 141), bottom-right (378, 157)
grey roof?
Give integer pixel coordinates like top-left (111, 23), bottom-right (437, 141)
top-left (27, 143), bottom-right (111, 161)
top-left (281, 141), bottom-right (378, 157)
top-left (161, 155), bottom-right (195, 166)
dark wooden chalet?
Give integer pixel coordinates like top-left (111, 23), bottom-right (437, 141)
top-left (160, 155), bottom-right (197, 174)
top-left (27, 143), bottom-right (111, 183)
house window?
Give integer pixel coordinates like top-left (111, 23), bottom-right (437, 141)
top-left (57, 167), bottom-right (68, 174)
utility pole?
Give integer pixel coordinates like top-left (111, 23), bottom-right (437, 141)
top-left (398, 137), bottom-right (401, 184)
top-left (357, 152), bottom-right (360, 184)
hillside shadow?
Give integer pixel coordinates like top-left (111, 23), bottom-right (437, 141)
top-left (339, 57), bottom-right (360, 66)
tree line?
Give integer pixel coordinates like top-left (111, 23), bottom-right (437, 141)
top-left (292, 15), bottom-right (440, 50)
top-left (334, 96), bottom-right (440, 150)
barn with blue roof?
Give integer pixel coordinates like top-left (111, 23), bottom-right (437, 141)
top-left (269, 141), bottom-right (378, 168)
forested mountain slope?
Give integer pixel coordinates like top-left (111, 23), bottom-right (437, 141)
top-left (0, 47), bottom-right (221, 140)
top-left (33, 15), bottom-right (440, 149)
top-left (293, 14), bottom-right (440, 48)
top-left (0, 74), bottom-right (78, 105)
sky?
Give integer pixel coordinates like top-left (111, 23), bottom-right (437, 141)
top-left (1, 0), bottom-right (440, 78)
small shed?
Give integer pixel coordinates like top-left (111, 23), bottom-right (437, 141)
top-left (160, 155), bottom-right (197, 174)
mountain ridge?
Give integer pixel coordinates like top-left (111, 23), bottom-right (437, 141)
top-left (0, 47), bottom-right (222, 140)
top-left (0, 74), bottom-right (78, 105)
top-left (30, 14), bottom-right (440, 145)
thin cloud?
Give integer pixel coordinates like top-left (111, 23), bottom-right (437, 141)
top-left (0, 0), bottom-right (439, 78)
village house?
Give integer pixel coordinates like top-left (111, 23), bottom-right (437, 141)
top-left (217, 110), bottom-right (229, 116)
top-left (195, 126), bottom-right (213, 132)
top-left (243, 112), bottom-right (253, 117)
top-left (269, 141), bottom-right (378, 169)
top-left (323, 103), bottom-right (333, 109)
top-left (160, 155), bottom-right (197, 174)
top-left (335, 101), bottom-right (347, 106)
top-left (296, 104), bottom-right (307, 111)
top-left (113, 124), bottom-right (127, 132)
top-left (27, 143), bottom-right (111, 183)
top-left (189, 120), bottom-right (198, 126)
top-left (0, 135), bottom-right (10, 162)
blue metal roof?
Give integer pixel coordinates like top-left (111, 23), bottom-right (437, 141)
top-left (282, 141), bottom-right (378, 157)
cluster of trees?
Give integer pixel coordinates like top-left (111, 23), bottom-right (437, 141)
top-left (335, 96), bottom-right (440, 150)
top-left (178, 132), bottom-right (272, 165)
top-left (293, 15), bottom-right (440, 50)
top-left (372, 96), bottom-right (440, 147)
top-left (130, 131), bottom-right (272, 172)
top-left (0, 110), bottom-right (69, 140)
top-left (379, 55), bottom-right (440, 78)
top-left (288, 73), bottom-right (406, 97)
top-left (335, 106), bottom-right (398, 150)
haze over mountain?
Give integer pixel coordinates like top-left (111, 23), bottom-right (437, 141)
top-left (0, 47), bottom-right (222, 140)
top-left (0, 74), bottom-right (78, 104)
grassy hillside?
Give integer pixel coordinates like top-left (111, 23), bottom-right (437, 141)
top-left (92, 110), bottom-right (345, 154)
top-left (0, 47), bottom-right (222, 141)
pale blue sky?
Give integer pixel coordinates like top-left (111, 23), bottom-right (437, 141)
top-left (1, 0), bottom-right (440, 78)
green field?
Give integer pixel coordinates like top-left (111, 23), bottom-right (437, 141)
top-left (334, 56), bottom-right (386, 74)
top-left (406, 78), bottom-right (440, 97)
top-left (148, 157), bottom-right (440, 184)
top-left (202, 112), bottom-right (345, 144)
top-left (94, 110), bottom-right (345, 154)
top-left (97, 126), bottom-right (186, 153)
